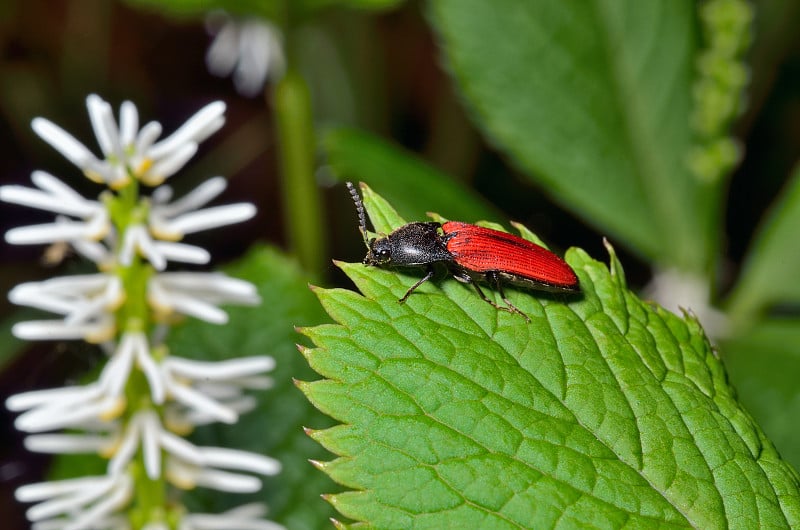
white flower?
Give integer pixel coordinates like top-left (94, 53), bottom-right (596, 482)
top-left (15, 472), bottom-right (132, 530)
top-left (8, 274), bottom-right (122, 343)
top-left (0, 170), bottom-right (111, 246)
top-left (180, 503), bottom-right (285, 530)
top-left (116, 223), bottom-right (206, 271)
top-left (11, 333), bottom-right (275, 462)
top-left (105, 410), bottom-right (280, 490)
top-left (162, 355), bottom-right (274, 426)
top-left (7, 332), bottom-right (158, 433)
top-left (205, 11), bottom-right (285, 97)
top-left (148, 272), bottom-right (260, 324)
top-left (32, 94), bottom-right (225, 187)
top-left (7, 381), bottom-right (124, 434)
top-left (0, 171), bottom-right (115, 267)
top-left (149, 176), bottom-right (256, 241)
top-left (112, 178), bottom-right (255, 271)
top-left (5, 334), bottom-right (153, 433)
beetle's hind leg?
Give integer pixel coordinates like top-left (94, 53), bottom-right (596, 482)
top-left (452, 270), bottom-right (530, 322)
top-left (485, 271), bottom-right (530, 322)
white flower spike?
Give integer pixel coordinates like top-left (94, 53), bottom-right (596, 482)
top-left (7, 95), bottom-right (279, 529)
top-left (31, 95), bottom-right (225, 187)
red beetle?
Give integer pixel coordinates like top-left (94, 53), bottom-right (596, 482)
top-left (347, 182), bottom-right (579, 320)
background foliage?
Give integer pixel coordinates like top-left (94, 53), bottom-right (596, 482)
top-left (2, 0), bottom-right (800, 528)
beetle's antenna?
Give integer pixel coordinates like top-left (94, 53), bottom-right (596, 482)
top-left (346, 181), bottom-right (370, 250)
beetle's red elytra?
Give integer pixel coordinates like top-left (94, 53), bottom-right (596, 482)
top-left (346, 182), bottom-right (579, 320)
top-left (441, 221), bottom-right (579, 291)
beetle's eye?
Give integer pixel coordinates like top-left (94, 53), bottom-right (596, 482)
top-left (371, 246), bottom-right (390, 263)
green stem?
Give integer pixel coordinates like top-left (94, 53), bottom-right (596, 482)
top-left (108, 180), bottom-right (168, 529)
top-left (273, 70), bottom-right (325, 278)
top-left (126, 370), bottom-right (166, 530)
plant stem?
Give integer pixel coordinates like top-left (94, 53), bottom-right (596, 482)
top-left (273, 70), bottom-right (325, 278)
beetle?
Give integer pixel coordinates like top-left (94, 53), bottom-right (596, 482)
top-left (347, 182), bottom-right (580, 320)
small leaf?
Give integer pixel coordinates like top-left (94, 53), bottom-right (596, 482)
top-left (299, 188), bottom-right (800, 528)
top-left (726, 165), bottom-right (800, 323)
top-left (168, 245), bottom-right (337, 530)
top-left (429, 0), bottom-right (715, 271)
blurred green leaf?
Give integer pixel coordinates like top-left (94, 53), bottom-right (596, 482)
top-left (299, 185), bottom-right (800, 528)
top-left (723, 318), bottom-right (800, 473)
top-left (123, 0), bottom-right (401, 19)
top-left (430, 0), bottom-right (715, 271)
top-left (324, 127), bottom-right (501, 223)
top-left (122, 0), bottom-right (279, 19)
top-left (726, 164), bottom-right (800, 324)
top-left (301, 0), bottom-right (403, 11)
top-left (168, 245), bottom-right (337, 530)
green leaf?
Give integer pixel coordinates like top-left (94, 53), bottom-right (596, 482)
top-left (301, 0), bottom-right (403, 11)
top-left (122, 0), bottom-right (280, 19)
top-left (722, 318), bottom-right (800, 473)
top-left (324, 127), bottom-right (502, 223)
top-left (123, 0), bottom-right (401, 20)
top-left (167, 245), bottom-right (337, 530)
top-left (298, 186), bottom-right (800, 528)
top-left (429, 0), bottom-right (715, 271)
top-left (726, 165), bottom-right (800, 324)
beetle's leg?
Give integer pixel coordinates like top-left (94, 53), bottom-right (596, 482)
top-left (452, 270), bottom-right (513, 314)
top-left (398, 266), bottom-right (435, 303)
top-left (485, 271), bottom-right (531, 322)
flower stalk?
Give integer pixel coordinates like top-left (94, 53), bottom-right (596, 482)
top-left (4, 95), bottom-right (283, 530)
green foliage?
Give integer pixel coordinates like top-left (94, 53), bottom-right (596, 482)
top-left (122, 0), bottom-right (280, 19)
top-left (429, 0), bottom-right (714, 272)
top-left (122, 0), bottom-right (402, 21)
top-left (323, 127), bottom-right (500, 223)
top-left (298, 187), bottom-right (800, 528)
top-left (688, 0), bottom-right (753, 184)
top-left (726, 165), bottom-right (800, 323)
top-left (723, 318), bottom-right (800, 473)
top-left (167, 246), bottom-right (337, 530)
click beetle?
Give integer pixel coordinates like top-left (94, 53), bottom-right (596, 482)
top-left (347, 182), bottom-right (579, 320)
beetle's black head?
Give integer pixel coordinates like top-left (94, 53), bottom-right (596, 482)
top-left (365, 236), bottom-right (392, 266)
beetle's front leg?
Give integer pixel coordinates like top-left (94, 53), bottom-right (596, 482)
top-left (398, 266), bottom-right (436, 303)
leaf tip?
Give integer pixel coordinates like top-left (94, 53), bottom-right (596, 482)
top-left (603, 237), bottom-right (628, 287)
top-left (331, 517), bottom-right (348, 530)
top-left (308, 458), bottom-right (327, 471)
